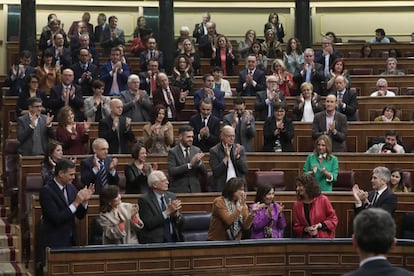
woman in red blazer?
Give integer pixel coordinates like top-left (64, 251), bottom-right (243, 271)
top-left (293, 174), bottom-right (338, 238)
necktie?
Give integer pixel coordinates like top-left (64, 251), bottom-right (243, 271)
top-left (371, 192), bottom-right (379, 206)
top-left (83, 64), bottom-right (88, 72)
top-left (62, 187), bottom-right (69, 205)
top-left (65, 86), bottom-right (70, 105)
top-left (98, 160), bottom-right (108, 187)
top-left (160, 195), bottom-right (173, 242)
top-left (324, 55), bottom-right (330, 77)
top-left (160, 195), bottom-right (166, 211)
top-left (337, 92), bottom-right (343, 100)
top-left (150, 75), bottom-right (157, 95)
top-left (236, 115), bottom-right (242, 144)
top-left (166, 88), bottom-right (175, 118)
top-left (111, 67), bottom-right (120, 95)
top-left (305, 64), bottom-right (312, 83)
top-left (203, 117), bottom-right (207, 127)
top-left (185, 147), bottom-right (190, 163)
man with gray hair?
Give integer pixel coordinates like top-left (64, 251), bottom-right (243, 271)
top-left (293, 48), bottom-right (325, 95)
top-left (343, 208), bottom-right (414, 276)
top-left (138, 170), bottom-right (184, 243)
top-left (120, 74), bottom-right (152, 122)
top-left (352, 166), bottom-right (397, 215)
top-left (370, 78), bottom-right (396, 96)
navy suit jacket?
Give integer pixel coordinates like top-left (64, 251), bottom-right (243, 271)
top-left (140, 50), bottom-right (164, 71)
top-left (293, 63), bottom-right (325, 95)
top-left (5, 65), bottom-right (36, 95)
top-left (39, 180), bottom-right (87, 248)
top-left (50, 46), bottom-right (72, 69)
top-left (98, 115), bottom-right (136, 154)
top-left (194, 88), bottom-right (226, 119)
top-left (138, 190), bottom-right (184, 243)
top-left (190, 113), bottom-right (220, 152)
top-left (71, 62), bottom-right (99, 96)
top-left (80, 155), bottom-right (120, 195)
top-left (354, 188), bottom-right (397, 215)
top-left (343, 259), bottom-right (414, 276)
top-left (99, 61), bottom-right (131, 96)
top-left (237, 68), bottom-right (266, 96)
top-left (48, 83), bottom-right (85, 121)
top-left (152, 86), bottom-right (185, 121)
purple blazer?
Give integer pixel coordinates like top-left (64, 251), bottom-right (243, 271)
top-left (249, 202), bottom-right (286, 239)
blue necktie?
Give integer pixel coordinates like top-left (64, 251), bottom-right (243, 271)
top-left (305, 65), bottom-right (312, 82)
top-left (98, 160), bottom-right (108, 187)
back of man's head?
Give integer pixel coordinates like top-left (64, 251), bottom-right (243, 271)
top-left (353, 208), bottom-right (395, 255)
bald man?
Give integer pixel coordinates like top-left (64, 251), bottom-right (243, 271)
top-left (98, 98), bottom-right (136, 154)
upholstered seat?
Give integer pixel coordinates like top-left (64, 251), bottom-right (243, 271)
top-left (401, 212), bottom-right (414, 239)
top-left (333, 171), bottom-right (355, 191)
top-left (254, 171), bottom-right (285, 191)
top-left (181, 212), bottom-right (211, 241)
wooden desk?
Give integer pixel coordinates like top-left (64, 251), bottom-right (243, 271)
top-left (46, 238), bottom-right (414, 276)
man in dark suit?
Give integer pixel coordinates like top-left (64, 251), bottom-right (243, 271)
top-left (38, 159), bottom-right (94, 272)
top-left (48, 68), bottom-right (85, 121)
top-left (139, 37), bottom-right (164, 72)
top-left (71, 34), bottom-right (99, 66)
top-left (254, 75), bottom-right (286, 121)
top-left (138, 59), bottom-right (160, 97)
top-left (152, 72), bottom-right (187, 121)
top-left (190, 98), bottom-right (220, 152)
top-left (98, 99), bottom-right (136, 154)
top-left (343, 208), bottom-right (413, 276)
top-left (312, 94), bottom-right (348, 152)
top-left (138, 170), bottom-right (184, 243)
top-left (223, 97), bottom-right (256, 152)
top-left (237, 54), bottom-right (266, 96)
top-left (80, 138), bottom-right (119, 195)
top-left (51, 33), bottom-right (72, 69)
top-left (194, 73), bottom-right (225, 119)
top-left (17, 97), bottom-right (55, 155)
top-left (99, 46), bottom-right (131, 96)
top-left (71, 48), bottom-right (98, 96)
top-left (120, 74), bottom-right (152, 122)
top-left (314, 36), bottom-right (342, 79)
top-left (352, 166), bottom-right (397, 215)
top-left (168, 125), bottom-right (207, 193)
top-left (100, 15), bottom-right (125, 57)
top-left (192, 12), bottom-right (210, 43)
top-left (293, 48), bottom-right (325, 95)
top-left (198, 21), bottom-right (220, 58)
top-left (332, 75), bottom-right (358, 121)
top-left (94, 13), bottom-right (108, 43)
top-left (5, 50), bottom-right (35, 96)
top-left (209, 125), bottom-right (248, 192)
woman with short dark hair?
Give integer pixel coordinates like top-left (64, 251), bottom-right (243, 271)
top-left (208, 178), bottom-right (261, 241)
top-left (99, 185), bottom-right (144, 244)
top-left (143, 104), bottom-right (174, 154)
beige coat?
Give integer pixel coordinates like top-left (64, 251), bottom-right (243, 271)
top-left (100, 202), bottom-right (144, 244)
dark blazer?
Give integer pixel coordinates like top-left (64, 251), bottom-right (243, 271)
top-left (138, 190), bottom-right (184, 243)
top-left (17, 114), bottom-right (56, 155)
top-left (5, 65), bottom-right (35, 96)
top-left (263, 116), bottom-right (294, 152)
top-left (194, 88), bottom-right (226, 119)
top-left (343, 259), bottom-right (414, 276)
top-left (312, 111), bottom-right (348, 152)
top-left (293, 63), bottom-right (325, 95)
top-left (39, 180), bottom-right (87, 248)
top-left (100, 27), bottom-right (125, 57)
top-left (223, 111), bottom-right (256, 152)
top-left (50, 46), bottom-right (72, 69)
top-left (140, 49), bottom-right (164, 71)
top-left (124, 162), bottom-right (150, 194)
top-left (189, 113), bottom-right (221, 152)
top-left (210, 48), bottom-right (238, 76)
top-left (354, 188), bottom-right (397, 215)
top-left (138, 71), bottom-right (158, 96)
top-left (332, 89), bottom-right (358, 121)
top-left (38, 29), bottom-right (69, 51)
top-left (198, 33), bottom-right (220, 58)
top-left (48, 83), bottom-right (85, 121)
top-left (292, 93), bottom-right (324, 121)
top-left (237, 68), bottom-right (266, 96)
top-left (192, 22), bottom-right (208, 43)
top-left (71, 62), bottom-right (99, 96)
top-left (254, 90), bottom-right (286, 121)
top-left (16, 89), bottom-right (48, 117)
top-left (167, 145), bottom-right (208, 193)
top-left (98, 115), bottom-right (136, 154)
top-left (209, 143), bottom-right (248, 192)
top-left (94, 23), bottom-right (109, 43)
top-left (314, 50), bottom-right (342, 70)
top-left (152, 86), bottom-right (185, 121)
top-left (80, 155), bottom-right (120, 195)
top-left (99, 61), bottom-right (131, 96)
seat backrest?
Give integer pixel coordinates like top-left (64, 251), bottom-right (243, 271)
top-left (25, 174), bottom-right (44, 216)
top-left (89, 216), bottom-right (103, 245)
top-left (402, 171), bottom-right (412, 192)
top-left (118, 172), bottom-right (126, 194)
top-left (334, 171), bottom-right (355, 191)
top-left (402, 212), bottom-right (414, 239)
top-left (181, 212), bottom-right (211, 242)
top-left (350, 68), bottom-right (373, 75)
top-left (255, 171), bottom-right (285, 191)
top-left (3, 139), bottom-right (20, 194)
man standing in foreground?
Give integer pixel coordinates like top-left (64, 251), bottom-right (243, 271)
top-left (343, 208), bottom-right (414, 276)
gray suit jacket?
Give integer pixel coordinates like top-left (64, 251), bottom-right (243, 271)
top-left (17, 114), bottom-right (56, 155)
top-left (168, 145), bottom-right (207, 193)
top-left (209, 143), bottom-right (248, 192)
top-left (223, 111), bottom-right (256, 152)
top-left (312, 111), bottom-right (348, 152)
top-left (83, 96), bottom-right (111, 122)
top-left (119, 89), bottom-right (152, 122)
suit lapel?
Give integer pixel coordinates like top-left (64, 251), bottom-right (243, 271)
top-left (51, 180), bottom-right (68, 205)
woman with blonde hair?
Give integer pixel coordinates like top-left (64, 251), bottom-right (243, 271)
top-left (264, 12), bottom-right (285, 43)
top-left (303, 135), bottom-right (338, 192)
top-left (176, 38), bottom-right (200, 75)
top-left (210, 35), bottom-right (238, 76)
top-left (293, 82), bottom-right (323, 122)
top-left (272, 59), bottom-right (294, 96)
